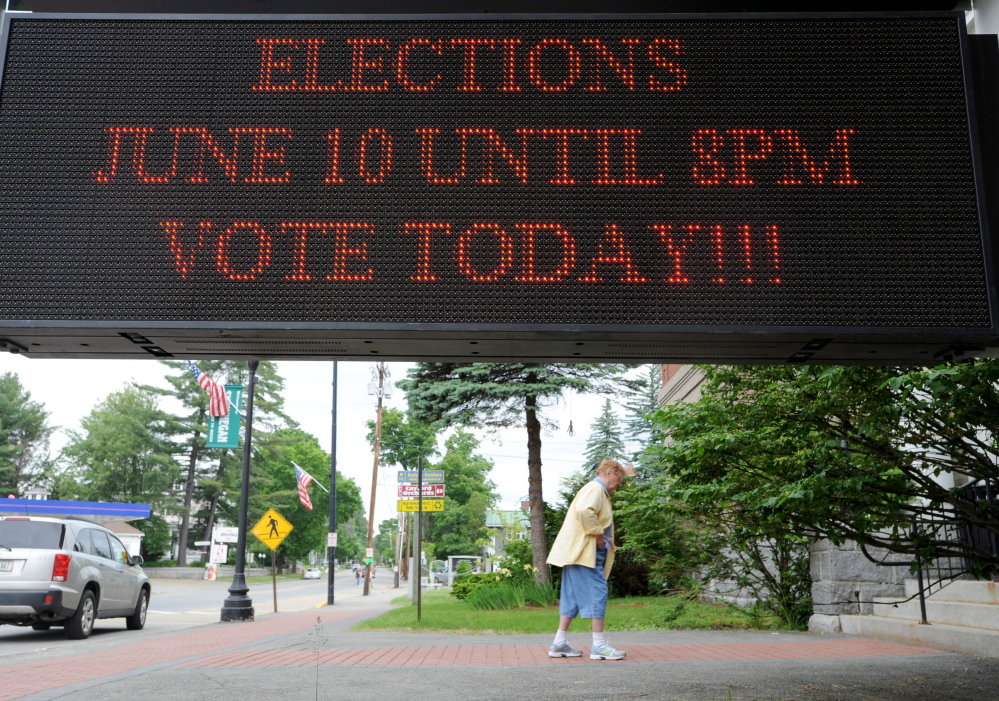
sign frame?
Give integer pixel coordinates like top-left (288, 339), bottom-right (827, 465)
top-left (0, 11), bottom-right (995, 364)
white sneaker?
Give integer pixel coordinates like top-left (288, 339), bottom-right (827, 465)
top-left (548, 642), bottom-right (582, 658)
top-left (590, 642), bottom-right (626, 660)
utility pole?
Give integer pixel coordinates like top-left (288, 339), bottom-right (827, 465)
top-left (363, 362), bottom-right (388, 596)
top-left (393, 513), bottom-right (404, 588)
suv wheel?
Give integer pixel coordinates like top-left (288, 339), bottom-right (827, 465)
top-left (126, 588), bottom-right (148, 630)
top-left (65, 590), bottom-right (96, 640)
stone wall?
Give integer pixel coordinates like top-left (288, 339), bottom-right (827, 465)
top-left (810, 539), bottom-right (906, 615)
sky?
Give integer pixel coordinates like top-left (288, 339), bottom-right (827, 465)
top-left (0, 355), bottom-right (644, 535)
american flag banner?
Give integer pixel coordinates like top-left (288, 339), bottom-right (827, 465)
top-left (186, 361), bottom-right (229, 417)
top-left (294, 463), bottom-right (315, 511)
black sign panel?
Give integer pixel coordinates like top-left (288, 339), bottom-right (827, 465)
top-left (0, 13), bottom-right (994, 361)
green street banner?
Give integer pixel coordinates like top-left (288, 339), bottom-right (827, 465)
top-left (206, 384), bottom-right (242, 448)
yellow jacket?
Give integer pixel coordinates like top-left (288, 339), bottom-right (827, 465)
top-left (546, 480), bottom-right (615, 579)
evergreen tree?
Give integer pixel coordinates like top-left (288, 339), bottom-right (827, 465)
top-left (0, 372), bottom-right (52, 495)
top-left (622, 364), bottom-right (662, 472)
top-left (142, 360), bottom-right (291, 564)
top-left (400, 362), bottom-right (626, 585)
top-left (583, 399), bottom-right (627, 472)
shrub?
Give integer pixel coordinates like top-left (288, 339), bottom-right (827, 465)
top-left (451, 572), bottom-right (502, 600)
top-left (521, 582), bottom-right (558, 607)
top-left (466, 583), bottom-right (527, 610)
top-left (140, 559), bottom-right (177, 568)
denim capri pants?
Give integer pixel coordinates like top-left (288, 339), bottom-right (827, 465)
top-left (558, 547), bottom-right (608, 619)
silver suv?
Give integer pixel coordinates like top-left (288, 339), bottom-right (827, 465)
top-left (0, 516), bottom-right (151, 639)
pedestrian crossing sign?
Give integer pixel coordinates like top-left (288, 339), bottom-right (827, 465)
top-left (251, 508), bottom-right (294, 551)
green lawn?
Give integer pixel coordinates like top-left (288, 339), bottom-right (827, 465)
top-left (350, 590), bottom-right (783, 634)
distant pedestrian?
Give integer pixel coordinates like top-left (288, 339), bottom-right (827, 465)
top-left (546, 459), bottom-right (635, 660)
top-left (355, 568), bottom-right (361, 587)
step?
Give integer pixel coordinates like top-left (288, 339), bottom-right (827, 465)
top-left (903, 578), bottom-right (999, 604)
top-left (873, 597), bottom-right (999, 630)
top-left (840, 614), bottom-right (999, 658)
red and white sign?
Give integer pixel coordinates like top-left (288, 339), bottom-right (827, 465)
top-left (398, 484), bottom-right (445, 498)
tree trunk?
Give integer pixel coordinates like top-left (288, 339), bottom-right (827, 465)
top-left (526, 393), bottom-right (550, 585)
top-left (176, 408), bottom-right (205, 567)
top-left (202, 449), bottom-right (228, 542)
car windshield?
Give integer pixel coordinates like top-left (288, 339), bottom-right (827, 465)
top-left (0, 520), bottom-right (65, 549)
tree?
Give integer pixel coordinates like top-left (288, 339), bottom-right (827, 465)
top-left (368, 408), bottom-right (439, 470)
top-left (401, 362), bottom-right (625, 585)
top-left (0, 372), bottom-right (52, 495)
top-left (421, 429), bottom-right (497, 560)
top-left (582, 399), bottom-right (627, 472)
top-left (622, 364), bottom-right (661, 472)
top-left (648, 361), bottom-right (999, 582)
top-left (179, 361), bottom-right (292, 545)
top-left (374, 518), bottom-right (398, 563)
top-left (59, 385), bottom-right (185, 505)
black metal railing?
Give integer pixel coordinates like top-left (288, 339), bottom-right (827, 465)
top-left (860, 479), bottom-right (999, 625)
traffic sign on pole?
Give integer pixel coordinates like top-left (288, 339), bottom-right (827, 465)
top-left (251, 508), bottom-right (293, 551)
top-left (398, 470), bottom-right (444, 484)
top-left (397, 499), bottom-right (445, 512)
top-left (398, 484), bottom-right (445, 498)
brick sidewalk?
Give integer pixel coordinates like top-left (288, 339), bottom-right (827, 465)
top-left (0, 609), bottom-right (366, 701)
top-left (0, 609), bottom-right (946, 701)
top-left (180, 637), bottom-right (944, 669)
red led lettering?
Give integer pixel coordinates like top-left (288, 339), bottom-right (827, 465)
top-left (652, 224), bottom-right (691, 283)
top-left (498, 38), bottom-right (522, 92)
top-left (404, 222), bottom-right (450, 281)
top-left (455, 223), bottom-right (515, 281)
top-left (325, 129), bottom-right (344, 184)
top-left (709, 224), bottom-right (724, 282)
top-left (767, 224), bottom-right (781, 283)
top-left (230, 127), bottom-right (291, 184)
top-left (450, 38), bottom-right (496, 92)
top-left (528, 38), bottom-right (582, 92)
top-left (160, 221), bottom-right (202, 278)
top-left (302, 38), bottom-right (331, 91)
top-left (169, 127), bottom-right (239, 183)
top-left (254, 38), bottom-right (297, 92)
top-left (283, 222), bottom-right (315, 281)
top-left (358, 128), bottom-right (393, 184)
top-left (739, 224), bottom-right (753, 283)
top-left (515, 223), bottom-right (577, 282)
top-left (214, 222), bottom-right (271, 280)
top-left (582, 224), bottom-right (646, 282)
top-left (458, 128), bottom-right (528, 184)
top-left (396, 38), bottom-right (443, 92)
top-left (340, 38), bottom-right (390, 92)
top-left (327, 223), bottom-right (375, 281)
top-left (776, 128), bottom-right (861, 186)
top-left (727, 129), bottom-right (772, 186)
top-left (593, 128), bottom-right (661, 185)
top-left (519, 128), bottom-right (587, 185)
top-left (93, 127), bottom-right (175, 183)
top-left (581, 38), bottom-right (640, 91)
top-left (417, 128), bottom-right (467, 184)
top-left (691, 129), bottom-right (724, 185)
top-left (648, 38), bottom-right (687, 92)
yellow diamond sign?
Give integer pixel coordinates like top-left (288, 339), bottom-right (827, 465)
top-left (251, 508), bottom-right (293, 551)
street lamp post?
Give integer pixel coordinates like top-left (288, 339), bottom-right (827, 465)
top-left (220, 360), bottom-right (258, 622)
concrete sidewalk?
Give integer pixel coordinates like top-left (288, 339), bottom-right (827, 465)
top-left (3, 588), bottom-right (999, 701)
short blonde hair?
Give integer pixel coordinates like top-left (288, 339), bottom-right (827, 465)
top-left (596, 459), bottom-right (626, 478)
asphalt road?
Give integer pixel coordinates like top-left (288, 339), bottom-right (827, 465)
top-left (0, 566), bottom-right (393, 655)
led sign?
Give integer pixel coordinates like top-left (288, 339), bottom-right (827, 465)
top-left (0, 13), bottom-right (994, 361)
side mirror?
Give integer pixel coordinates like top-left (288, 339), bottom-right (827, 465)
top-left (129, 555), bottom-right (144, 566)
